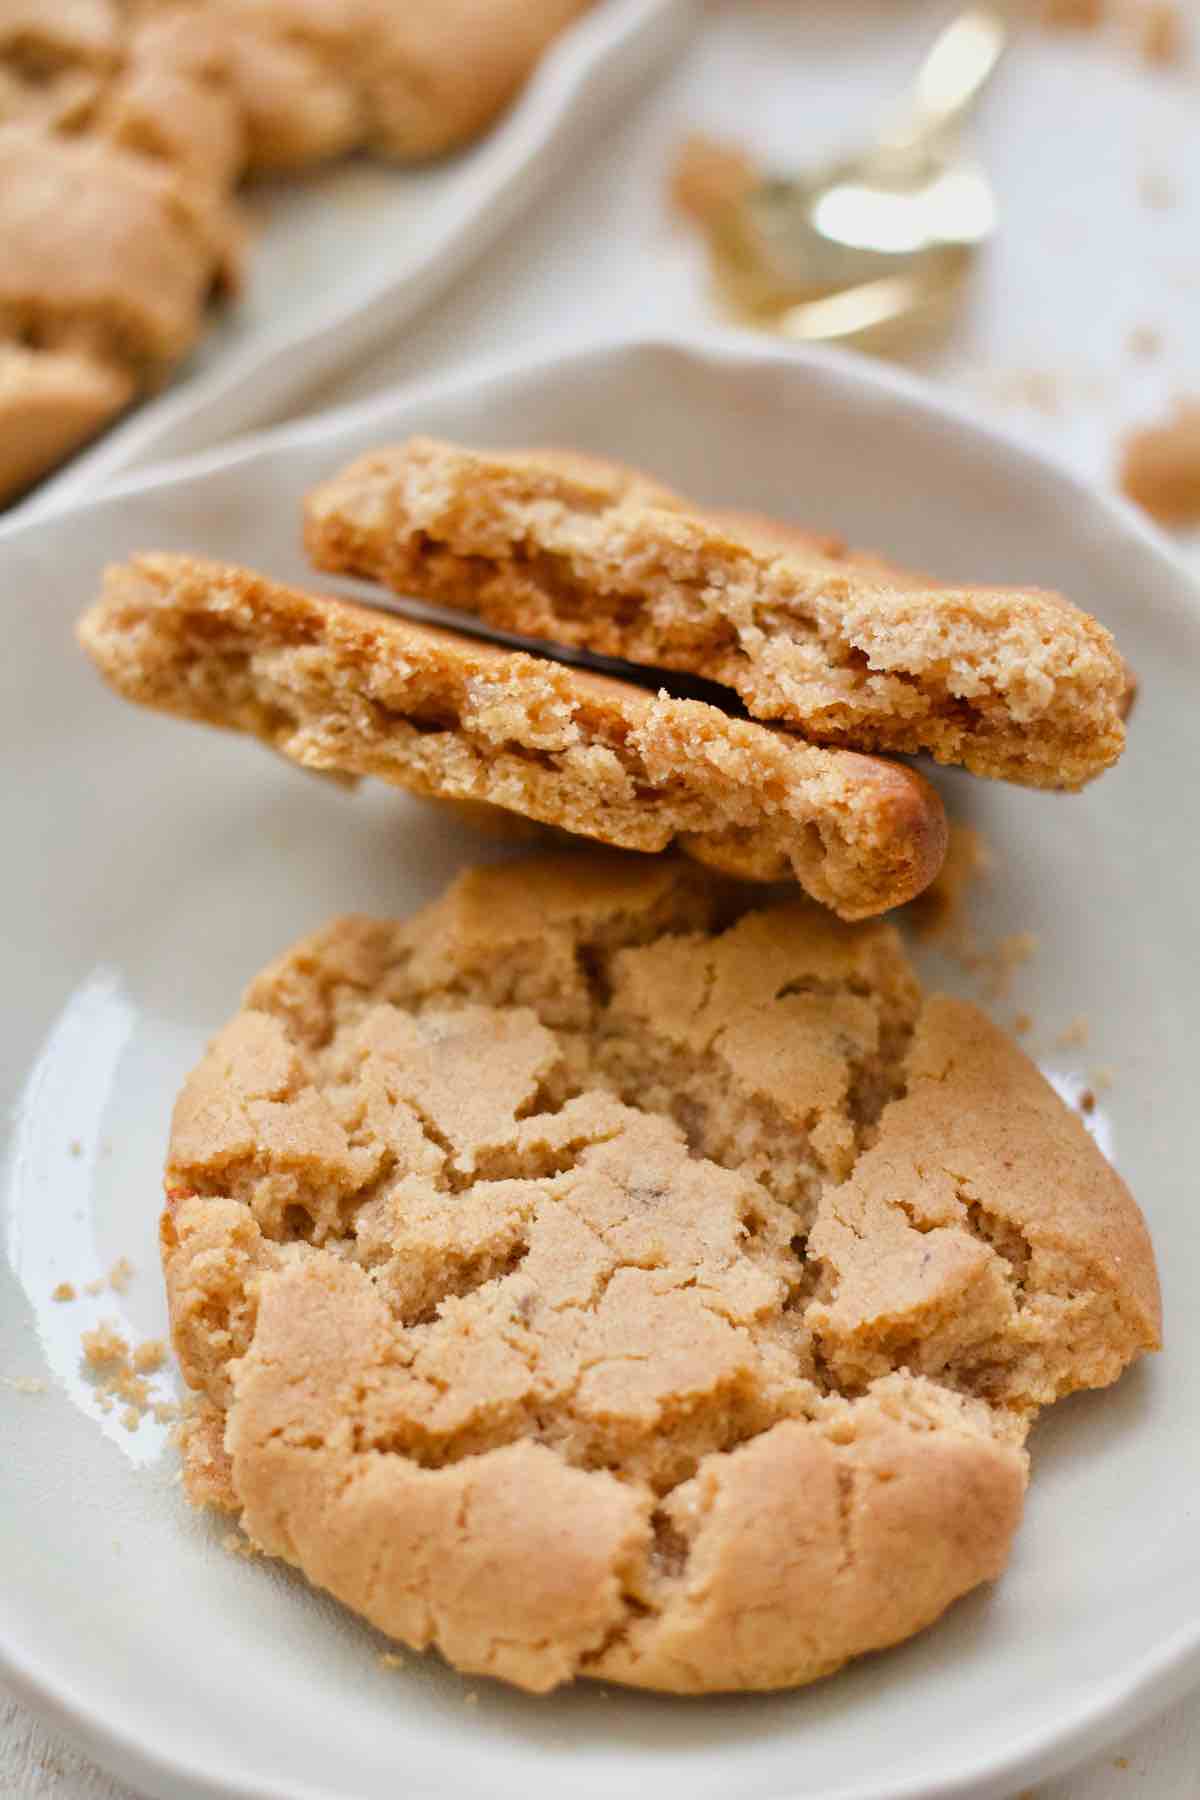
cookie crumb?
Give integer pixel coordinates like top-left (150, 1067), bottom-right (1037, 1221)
top-left (1131, 1), bottom-right (1185, 64)
top-left (68, 1139), bottom-right (82, 1158)
top-left (1138, 166), bottom-right (1175, 210)
top-left (82, 1321), bottom-right (175, 1423)
top-left (1127, 323), bottom-right (1162, 359)
top-left (907, 824), bottom-right (992, 943)
top-left (82, 1321), bottom-right (129, 1366)
top-left (1038, 0), bottom-right (1105, 25)
top-left (51, 1281), bottom-right (76, 1303)
top-left (108, 1255), bottom-right (134, 1293)
top-left (1013, 370), bottom-right (1061, 415)
top-left (670, 132), bottom-right (757, 225)
top-left (964, 931), bottom-right (1038, 1000)
top-left (1054, 1015), bottom-right (1090, 1049)
top-left (1079, 1089), bottom-right (1097, 1114)
top-left (132, 1338), bottom-right (166, 1374)
top-left (1113, 1754), bottom-right (1131, 1769)
top-left (378, 1651), bottom-right (406, 1669)
top-left (1013, 1012), bottom-right (1034, 1035)
top-left (1120, 397), bottom-right (1200, 523)
top-left (83, 1277), bottom-right (105, 1297)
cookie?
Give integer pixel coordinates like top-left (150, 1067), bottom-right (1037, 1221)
top-left (77, 552), bottom-right (948, 918)
top-left (0, 342), bottom-right (130, 502)
top-left (163, 854), bottom-right (1159, 1694)
top-left (129, 5), bottom-right (362, 175)
top-left (0, 0), bottom-right (118, 133)
top-left (0, 124), bottom-right (239, 381)
top-left (0, 5), bottom-right (592, 501)
top-left (217, 0), bottom-right (592, 164)
top-left (304, 437), bottom-right (1130, 790)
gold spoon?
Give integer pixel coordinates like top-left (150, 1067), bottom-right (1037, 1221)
top-left (706, 8), bottom-right (1008, 345)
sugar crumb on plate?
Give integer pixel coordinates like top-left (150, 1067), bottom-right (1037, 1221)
top-left (1054, 1015), bottom-right (1090, 1049)
top-left (1138, 166), bottom-right (1175, 210)
top-left (907, 822), bottom-right (991, 944)
top-left (82, 1321), bottom-right (128, 1366)
top-left (1127, 323), bottom-right (1163, 358)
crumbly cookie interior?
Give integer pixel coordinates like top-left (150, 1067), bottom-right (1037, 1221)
top-left (305, 438), bottom-right (1129, 789)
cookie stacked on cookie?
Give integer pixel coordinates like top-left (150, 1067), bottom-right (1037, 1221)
top-left (77, 443), bottom-right (1157, 1695)
top-left (0, 4), bottom-right (591, 501)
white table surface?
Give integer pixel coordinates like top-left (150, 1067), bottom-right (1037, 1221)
top-left (5, 1), bottom-right (1199, 1792)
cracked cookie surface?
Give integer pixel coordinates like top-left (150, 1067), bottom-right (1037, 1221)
top-left (304, 437), bottom-right (1129, 790)
top-left (164, 854), bottom-right (1159, 1693)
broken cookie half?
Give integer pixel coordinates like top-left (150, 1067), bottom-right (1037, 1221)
top-left (163, 854), bottom-right (1160, 1695)
top-left (305, 437), bottom-right (1131, 790)
top-left (78, 552), bottom-right (948, 919)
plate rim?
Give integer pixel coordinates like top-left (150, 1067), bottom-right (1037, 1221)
top-left (3, 324), bottom-right (1199, 1800)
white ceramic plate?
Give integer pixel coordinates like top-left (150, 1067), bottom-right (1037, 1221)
top-left (2, 334), bottom-right (1198, 1800)
top-left (19, 0), bottom-right (691, 523)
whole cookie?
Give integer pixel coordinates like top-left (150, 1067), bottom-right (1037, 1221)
top-left (165, 854), bottom-right (1159, 1694)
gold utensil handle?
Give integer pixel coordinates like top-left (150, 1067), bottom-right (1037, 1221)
top-left (885, 7), bottom-right (1008, 149)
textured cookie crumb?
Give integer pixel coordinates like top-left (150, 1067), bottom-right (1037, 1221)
top-left (82, 1322), bottom-right (129, 1366)
top-left (51, 1282), bottom-right (76, 1303)
top-left (81, 1319), bottom-right (175, 1422)
top-left (108, 1256), bottom-right (135, 1293)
